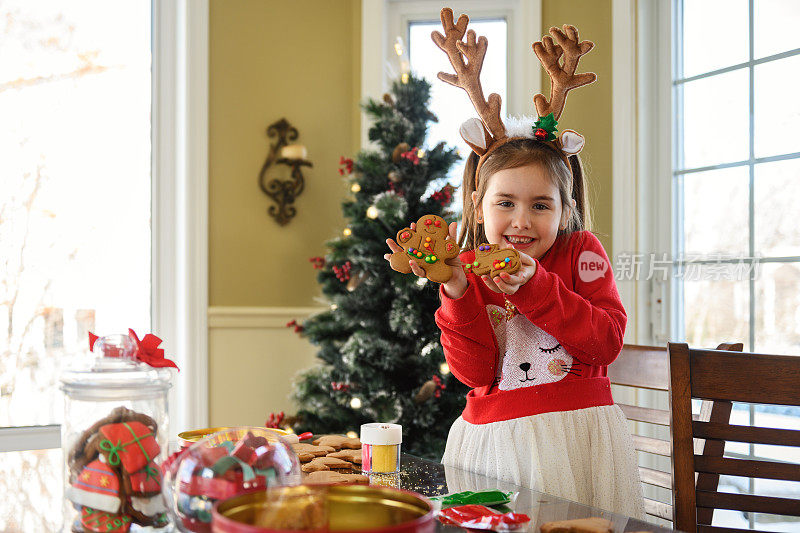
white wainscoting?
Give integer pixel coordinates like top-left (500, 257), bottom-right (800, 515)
top-left (207, 306), bottom-right (324, 428)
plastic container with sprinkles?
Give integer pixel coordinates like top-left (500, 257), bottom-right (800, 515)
top-left (360, 423), bottom-right (402, 473)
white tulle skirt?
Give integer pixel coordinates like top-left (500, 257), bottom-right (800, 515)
top-left (441, 404), bottom-right (645, 519)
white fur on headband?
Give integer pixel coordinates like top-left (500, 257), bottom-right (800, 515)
top-left (502, 115), bottom-right (585, 155)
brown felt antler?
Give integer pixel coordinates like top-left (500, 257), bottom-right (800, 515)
top-left (432, 8), bottom-right (506, 143)
top-left (532, 25), bottom-right (596, 120)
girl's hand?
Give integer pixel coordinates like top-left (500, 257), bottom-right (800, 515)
top-left (481, 248), bottom-right (537, 296)
top-left (384, 221), bottom-right (468, 299)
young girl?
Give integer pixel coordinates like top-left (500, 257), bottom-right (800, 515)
top-left (386, 9), bottom-right (645, 518)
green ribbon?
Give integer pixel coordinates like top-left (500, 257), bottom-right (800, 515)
top-left (143, 464), bottom-right (159, 481)
top-left (99, 439), bottom-right (123, 466)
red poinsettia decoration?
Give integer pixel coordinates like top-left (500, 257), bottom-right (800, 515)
top-left (128, 329), bottom-right (179, 370)
top-left (338, 156), bottom-right (354, 175)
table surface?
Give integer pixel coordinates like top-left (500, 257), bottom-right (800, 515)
top-left (390, 453), bottom-right (675, 532)
top-left (0, 448), bottom-right (675, 532)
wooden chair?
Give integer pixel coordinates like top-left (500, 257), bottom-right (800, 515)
top-left (668, 343), bottom-right (800, 533)
top-left (609, 342), bottom-right (742, 524)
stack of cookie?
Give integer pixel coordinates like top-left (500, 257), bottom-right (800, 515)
top-left (292, 435), bottom-right (369, 485)
top-left (66, 407), bottom-right (167, 532)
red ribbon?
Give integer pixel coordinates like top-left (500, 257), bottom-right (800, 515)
top-left (128, 329), bottom-right (180, 370)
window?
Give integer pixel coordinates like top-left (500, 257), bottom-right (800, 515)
top-left (671, 1), bottom-right (800, 530)
top-left (0, 1), bottom-right (208, 530)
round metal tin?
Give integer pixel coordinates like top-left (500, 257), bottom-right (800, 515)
top-left (212, 484), bottom-right (435, 533)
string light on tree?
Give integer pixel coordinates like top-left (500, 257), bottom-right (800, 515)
top-left (349, 397), bottom-right (362, 409)
top-left (417, 149), bottom-right (426, 158)
top-left (440, 363), bottom-right (450, 375)
top-left (416, 277), bottom-right (428, 287)
top-left (343, 227), bottom-right (352, 237)
top-left (366, 205), bottom-right (379, 219)
top-left (346, 431), bottom-right (358, 439)
top-left (350, 183), bottom-right (361, 193)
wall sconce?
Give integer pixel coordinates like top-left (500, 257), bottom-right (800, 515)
top-left (258, 118), bottom-right (312, 225)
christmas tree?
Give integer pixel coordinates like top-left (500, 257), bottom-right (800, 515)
top-left (289, 74), bottom-right (468, 460)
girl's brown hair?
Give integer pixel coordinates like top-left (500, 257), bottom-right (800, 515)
top-left (457, 138), bottom-right (591, 250)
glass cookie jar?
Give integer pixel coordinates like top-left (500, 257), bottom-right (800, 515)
top-left (60, 333), bottom-right (174, 533)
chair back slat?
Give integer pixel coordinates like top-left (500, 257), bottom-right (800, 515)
top-left (695, 490), bottom-right (800, 517)
top-left (694, 455), bottom-right (800, 482)
top-left (698, 525), bottom-right (775, 533)
top-left (689, 350), bottom-right (800, 405)
top-left (608, 344), bottom-right (670, 389)
top-left (617, 403), bottom-right (670, 425)
top-left (693, 421), bottom-right (800, 447)
top-left (669, 342), bottom-right (800, 533)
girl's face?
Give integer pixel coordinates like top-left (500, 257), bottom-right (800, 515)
top-left (472, 163), bottom-right (568, 260)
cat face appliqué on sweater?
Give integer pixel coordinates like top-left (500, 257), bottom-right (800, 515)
top-left (486, 304), bottom-right (579, 391)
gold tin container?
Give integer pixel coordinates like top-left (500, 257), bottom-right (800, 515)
top-left (178, 427), bottom-right (290, 450)
top-left (212, 485), bottom-right (435, 533)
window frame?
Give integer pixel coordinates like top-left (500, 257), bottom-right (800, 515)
top-left (0, 0), bottom-right (209, 453)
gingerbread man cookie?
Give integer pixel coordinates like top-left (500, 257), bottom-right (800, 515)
top-left (301, 456), bottom-right (353, 473)
top-left (304, 471), bottom-right (369, 485)
top-left (390, 214), bottom-right (460, 283)
top-left (311, 435), bottom-right (361, 450)
top-left (462, 244), bottom-right (521, 277)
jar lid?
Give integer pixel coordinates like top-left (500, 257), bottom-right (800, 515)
top-left (360, 423), bottom-right (402, 445)
top-left (60, 333), bottom-right (172, 399)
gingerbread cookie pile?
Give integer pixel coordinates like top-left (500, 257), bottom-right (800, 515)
top-left (293, 434), bottom-right (368, 485)
top-left (66, 407), bottom-right (167, 532)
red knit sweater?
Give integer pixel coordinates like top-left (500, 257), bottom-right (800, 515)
top-left (435, 231), bottom-right (626, 424)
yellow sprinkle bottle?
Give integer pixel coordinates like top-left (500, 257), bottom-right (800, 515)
top-left (360, 423), bottom-right (402, 473)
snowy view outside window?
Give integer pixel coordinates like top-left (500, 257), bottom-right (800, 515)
top-left (408, 18), bottom-right (507, 211)
top-left (0, 1), bottom-right (152, 530)
top-left (674, 1), bottom-right (800, 530)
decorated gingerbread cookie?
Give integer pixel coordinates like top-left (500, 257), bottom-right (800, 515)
top-left (463, 244), bottom-right (521, 277)
top-left (390, 214), bottom-right (460, 283)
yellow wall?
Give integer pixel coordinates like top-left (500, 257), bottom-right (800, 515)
top-left (209, 0), bottom-right (361, 308)
top-left (542, 0), bottom-right (614, 251)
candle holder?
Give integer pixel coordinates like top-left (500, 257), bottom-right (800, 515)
top-left (258, 118), bottom-right (312, 225)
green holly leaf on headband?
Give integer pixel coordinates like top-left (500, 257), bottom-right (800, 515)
top-left (533, 113), bottom-right (558, 142)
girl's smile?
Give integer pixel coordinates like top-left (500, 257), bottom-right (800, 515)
top-left (473, 163), bottom-right (567, 260)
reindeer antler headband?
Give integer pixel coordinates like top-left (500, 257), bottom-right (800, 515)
top-left (431, 8), bottom-right (596, 184)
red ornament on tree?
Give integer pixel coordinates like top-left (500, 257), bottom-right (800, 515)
top-left (330, 381), bottom-right (350, 392)
top-left (309, 256), bottom-right (326, 269)
top-left (264, 411), bottom-right (285, 429)
top-left (400, 148), bottom-right (420, 165)
top-left (338, 156), bottom-right (354, 175)
top-left (286, 319), bottom-right (304, 333)
top-left (432, 375), bottom-right (446, 398)
top-left (332, 261), bottom-right (352, 282)
top-left (431, 184), bottom-right (455, 206)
